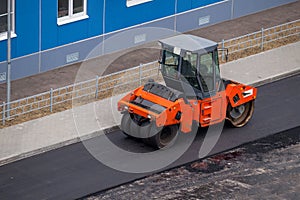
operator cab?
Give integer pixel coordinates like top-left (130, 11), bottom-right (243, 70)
top-left (159, 34), bottom-right (222, 99)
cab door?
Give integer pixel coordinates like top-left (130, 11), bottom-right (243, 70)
top-left (200, 94), bottom-right (224, 126)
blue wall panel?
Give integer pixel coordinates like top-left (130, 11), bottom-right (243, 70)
top-left (87, 0), bottom-right (103, 37)
top-left (191, 0), bottom-right (223, 9)
top-left (168, 0), bottom-right (224, 14)
top-left (58, 20), bottom-right (89, 45)
top-left (0, 39), bottom-right (18, 63)
top-left (41, 0), bottom-right (58, 50)
top-left (177, 0), bottom-right (192, 13)
top-left (105, 0), bottom-right (175, 33)
top-left (15, 0), bottom-right (39, 56)
top-left (0, 41), bottom-right (7, 62)
top-left (41, 0), bottom-right (103, 50)
top-left (0, 0), bottom-right (39, 62)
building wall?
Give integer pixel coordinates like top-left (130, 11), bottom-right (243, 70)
top-left (0, 0), bottom-right (297, 82)
top-left (233, 0), bottom-right (295, 18)
top-left (41, 0), bottom-right (104, 50)
top-left (0, 0), bottom-right (40, 61)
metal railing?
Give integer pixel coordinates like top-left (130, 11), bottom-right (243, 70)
top-left (1, 19), bottom-right (299, 126)
top-left (219, 19), bottom-right (300, 60)
top-left (0, 61), bottom-right (160, 126)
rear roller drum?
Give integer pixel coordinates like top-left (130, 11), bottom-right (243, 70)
top-left (227, 100), bottom-right (255, 127)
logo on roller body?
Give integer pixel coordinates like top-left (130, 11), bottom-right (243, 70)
top-left (242, 89), bottom-right (253, 98)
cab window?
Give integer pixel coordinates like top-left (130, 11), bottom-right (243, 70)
top-left (181, 53), bottom-right (201, 90)
top-left (199, 52), bottom-right (214, 92)
top-left (161, 50), bottom-right (180, 79)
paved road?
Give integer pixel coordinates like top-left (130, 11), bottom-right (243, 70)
top-left (0, 75), bottom-right (300, 199)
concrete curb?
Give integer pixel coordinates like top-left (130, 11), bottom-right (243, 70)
top-left (251, 68), bottom-right (300, 87)
top-left (1, 68), bottom-right (299, 166)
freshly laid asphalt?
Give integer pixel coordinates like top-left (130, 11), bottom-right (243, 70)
top-left (0, 75), bottom-right (299, 200)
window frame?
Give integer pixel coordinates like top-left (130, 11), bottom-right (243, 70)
top-left (126, 0), bottom-right (153, 7)
top-left (0, 0), bottom-right (16, 41)
top-left (57, 0), bottom-right (88, 26)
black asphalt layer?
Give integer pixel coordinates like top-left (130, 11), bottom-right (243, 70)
top-left (0, 75), bottom-right (300, 200)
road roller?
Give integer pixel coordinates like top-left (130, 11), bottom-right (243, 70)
top-left (118, 34), bottom-right (257, 149)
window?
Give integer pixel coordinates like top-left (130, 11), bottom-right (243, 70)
top-left (57, 0), bottom-right (88, 25)
top-left (199, 53), bottom-right (215, 92)
top-left (126, 0), bottom-right (153, 7)
top-left (181, 53), bottom-right (201, 90)
top-left (161, 50), bottom-right (180, 80)
top-left (0, 0), bottom-right (16, 40)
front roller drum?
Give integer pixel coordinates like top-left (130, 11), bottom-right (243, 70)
top-left (143, 124), bottom-right (178, 149)
top-left (121, 112), bottom-right (149, 139)
top-left (227, 100), bottom-right (255, 127)
top-left (120, 112), bottom-right (133, 138)
top-left (120, 113), bottom-right (178, 149)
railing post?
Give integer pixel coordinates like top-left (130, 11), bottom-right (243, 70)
top-left (139, 63), bottom-right (142, 86)
top-left (2, 102), bottom-right (5, 125)
top-left (261, 27), bottom-right (264, 50)
top-left (50, 88), bottom-right (53, 112)
top-left (6, 101), bottom-right (10, 119)
top-left (95, 75), bottom-right (99, 99)
top-left (221, 39), bottom-right (225, 61)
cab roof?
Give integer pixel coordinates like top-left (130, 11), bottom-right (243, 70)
top-left (159, 34), bottom-right (218, 54)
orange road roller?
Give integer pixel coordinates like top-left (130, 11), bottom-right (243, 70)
top-left (118, 34), bottom-right (257, 149)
